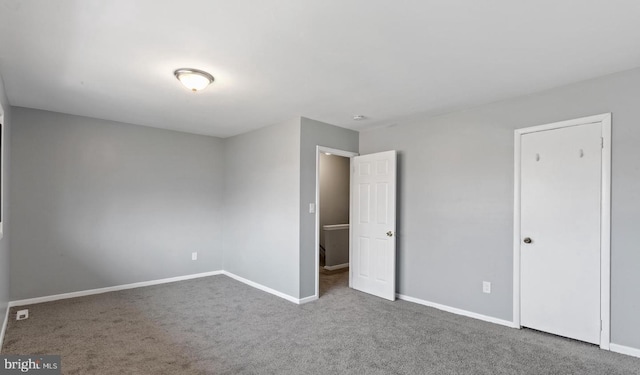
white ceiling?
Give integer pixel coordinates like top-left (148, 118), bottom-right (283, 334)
top-left (1, 1), bottom-right (640, 138)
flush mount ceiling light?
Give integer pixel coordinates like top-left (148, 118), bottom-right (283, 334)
top-left (174, 68), bottom-right (214, 92)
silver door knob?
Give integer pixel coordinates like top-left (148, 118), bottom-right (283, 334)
top-left (523, 237), bottom-right (532, 244)
top-left (386, 231), bottom-right (393, 237)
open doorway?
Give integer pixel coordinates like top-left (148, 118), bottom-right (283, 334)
top-left (315, 146), bottom-right (358, 298)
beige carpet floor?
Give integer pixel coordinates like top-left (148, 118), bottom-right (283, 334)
top-left (2, 272), bottom-right (640, 374)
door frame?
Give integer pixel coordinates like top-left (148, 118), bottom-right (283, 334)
top-left (513, 113), bottom-right (611, 349)
top-left (314, 146), bottom-right (359, 299)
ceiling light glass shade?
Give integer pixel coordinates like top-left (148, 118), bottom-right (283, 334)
top-left (174, 68), bottom-right (214, 92)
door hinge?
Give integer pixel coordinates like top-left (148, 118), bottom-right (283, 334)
top-left (601, 137), bottom-right (604, 149)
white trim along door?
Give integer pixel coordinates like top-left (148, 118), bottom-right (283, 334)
top-left (513, 113), bottom-right (611, 348)
top-left (350, 150), bottom-right (397, 301)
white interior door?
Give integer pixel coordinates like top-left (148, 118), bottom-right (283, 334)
top-left (350, 150), bottom-right (396, 301)
top-left (520, 122), bottom-right (602, 344)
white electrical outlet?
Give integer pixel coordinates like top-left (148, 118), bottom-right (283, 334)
top-left (191, 252), bottom-right (198, 261)
top-left (483, 281), bottom-right (491, 294)
top-left (16, 309), bottom-right (29, 320)
top-left (309, 203), bottom-right (315, 214)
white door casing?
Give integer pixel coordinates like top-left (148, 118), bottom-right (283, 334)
top-left (513, 113), bottom-right (611, 349)
top-left (350, 150), bottom-right (397, 301)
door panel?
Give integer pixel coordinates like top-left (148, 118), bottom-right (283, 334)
top-left (351, 151), bottom-right (397, 301)
top-left (359, 238), bottom-right (370, 277)
top-left (520, 123), bottom-right (601, 344)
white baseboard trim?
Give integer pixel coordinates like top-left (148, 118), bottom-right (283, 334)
top-left (0, 304), bottom-right (9, 352)
top-left (9, 271), bottom-right (224, 308)
top-left (323, 263), bottom-right (349, 271)
top-left (397, 293), bottom-right (518, 329)
top-left (610, 343), bottom-right (640, 358)
top-left (298, 295), bottom-right (318, 304)
top-left (7, 269), bottom-right (314, 312)
top-left (221, 271), bottom-right (308, 305)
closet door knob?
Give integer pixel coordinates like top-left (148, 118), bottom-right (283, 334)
top-left (386, 231), bottom-right (393, 237)
top-left (523, 237), bottom-right (532, 244)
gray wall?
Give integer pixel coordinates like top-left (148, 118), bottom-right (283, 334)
top-left (299, 117), bottom-right (358, 298)
top-left (0, 74), bottom-right (11, 326)
top-left (319, 153), bottom-right (350, 247)
top-left (7, 112), bottom-right (357, 302)
top-left (10, 108), bottom-right (225, 299)
top-left (223, 119), bottom-right (301, 298)
top-left (359, 67), bottom-right (640, 350)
